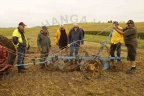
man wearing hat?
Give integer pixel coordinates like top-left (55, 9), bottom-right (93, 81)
top-left (109, 21), bottom-right (123, 71)
top-left (12, 22), bottom-right (30, 73)
top-left (37, 26), bottom-right (51, 69)
top-left (113, 20), bottom-right (137, 74)
top-left (55, 25), bottom-right (69, 56)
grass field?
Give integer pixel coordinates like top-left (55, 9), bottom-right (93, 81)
top-left (1, 22), bottom-right (144, 47)
top-left (1, 22), bottom-right (144, 37)
top-left (0, 22), bottom-right (144, 96)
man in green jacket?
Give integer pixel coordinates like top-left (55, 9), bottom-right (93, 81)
top-left (37, 26), bottom-right (51, 69)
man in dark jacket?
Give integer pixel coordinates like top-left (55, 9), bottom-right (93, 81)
top-left (113, 20), bottom-right (137, 74)
top-left (12, 22), bottom-right (30, 73)
top-left (67, 24), bottom-right (83, 64)
top-left (37, 26), bottom-right (51, 69)
top-left (55, 25), bottom-right (69, 56)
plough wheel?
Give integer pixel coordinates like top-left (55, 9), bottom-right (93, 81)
top-left (80, 60), bottom-right (102, 80)
top-left (45, 57), bottom-right (68, 71)
top-left (45, 60), bottom-right (61, 71)
top-left (0, 35), bottom-right (16, 72)
top-left (45, 58), bottom-right (80, 72)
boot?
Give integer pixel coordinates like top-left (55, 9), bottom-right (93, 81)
top-left (18, 66), bottom-right (25, 73)
top-left (126, 67), bottom-right (136, 74)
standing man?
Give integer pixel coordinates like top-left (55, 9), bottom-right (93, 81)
top-left (12, 22), bottom-right (30, 73)
top-left (67, 24), bottom-right (83, 64)
top-left (55, 25), bottom-right (69, 56)
top-left (110, 21), bottom-right (123, 69)
top-left (37, 26), bottom-right (51, 69)
top-left (113, 20), bottom-right (138, 74)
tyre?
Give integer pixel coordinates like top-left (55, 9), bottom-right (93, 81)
top-left (0, 35), bottom-right (16, 71)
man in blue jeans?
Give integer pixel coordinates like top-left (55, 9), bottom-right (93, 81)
top-left (67, 24), bottom-right (83, 64)
top-left (12, 22), bottom-right (30, 73)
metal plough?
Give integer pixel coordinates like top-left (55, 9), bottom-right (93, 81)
top-left (0, 29), bottom-right (126, 79)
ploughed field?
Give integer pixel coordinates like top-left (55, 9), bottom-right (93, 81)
top-left (0, 23), bottom-right (144, 96)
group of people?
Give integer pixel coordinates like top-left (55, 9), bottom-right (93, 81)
top-left (12, 22), bottom-right (84, 73)
top-left (110, 20), bottom-right (137, 74)
top-left (12, 20), bottom-right (137, 74)
top-left (38, 24), bottom-right (84, 68)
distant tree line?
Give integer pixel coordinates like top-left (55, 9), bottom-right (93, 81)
top-left (85, 31), bottom-right (144, 39)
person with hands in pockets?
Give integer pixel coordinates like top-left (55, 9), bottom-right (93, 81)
top-left (37, 26), bottom-right (51, 69)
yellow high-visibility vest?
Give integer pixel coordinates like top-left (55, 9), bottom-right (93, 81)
top-left (12, 29), bottom-right (29, 48)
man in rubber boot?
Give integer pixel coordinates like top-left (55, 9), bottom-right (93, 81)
top-left (37, 26), bottom-right (51, 69)
top-left (12, 22), bottom-right (30, 73)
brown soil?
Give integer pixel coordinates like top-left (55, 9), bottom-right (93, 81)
top-left (0, 46), bottom-right (144, 96)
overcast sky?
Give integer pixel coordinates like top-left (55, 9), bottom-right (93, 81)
top-left (0, 0), bottom-right (144, 27)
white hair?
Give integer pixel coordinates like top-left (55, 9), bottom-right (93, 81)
top-left (73, 23), bottom-right (78, 27)
top-left (60, 24), bottom-right (64, 28)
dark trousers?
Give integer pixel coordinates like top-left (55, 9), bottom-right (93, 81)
top-left (17, 48), bottom-right (25, 71)
top-left (40, 52), bottom-right (48, 67)
top-left (110, 42), bottom-right (121, 61)
top-left (126, 44), bottom-right (136, 61)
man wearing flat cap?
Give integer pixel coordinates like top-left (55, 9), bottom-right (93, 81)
top-left (37, 26), bottom-right (51, 69)
top-left (113, 20), bottom-right (138, 74)
top-left (12, 22), bottom-right (30, 73)
top-left (109, 21), bottom-right (123, 71)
